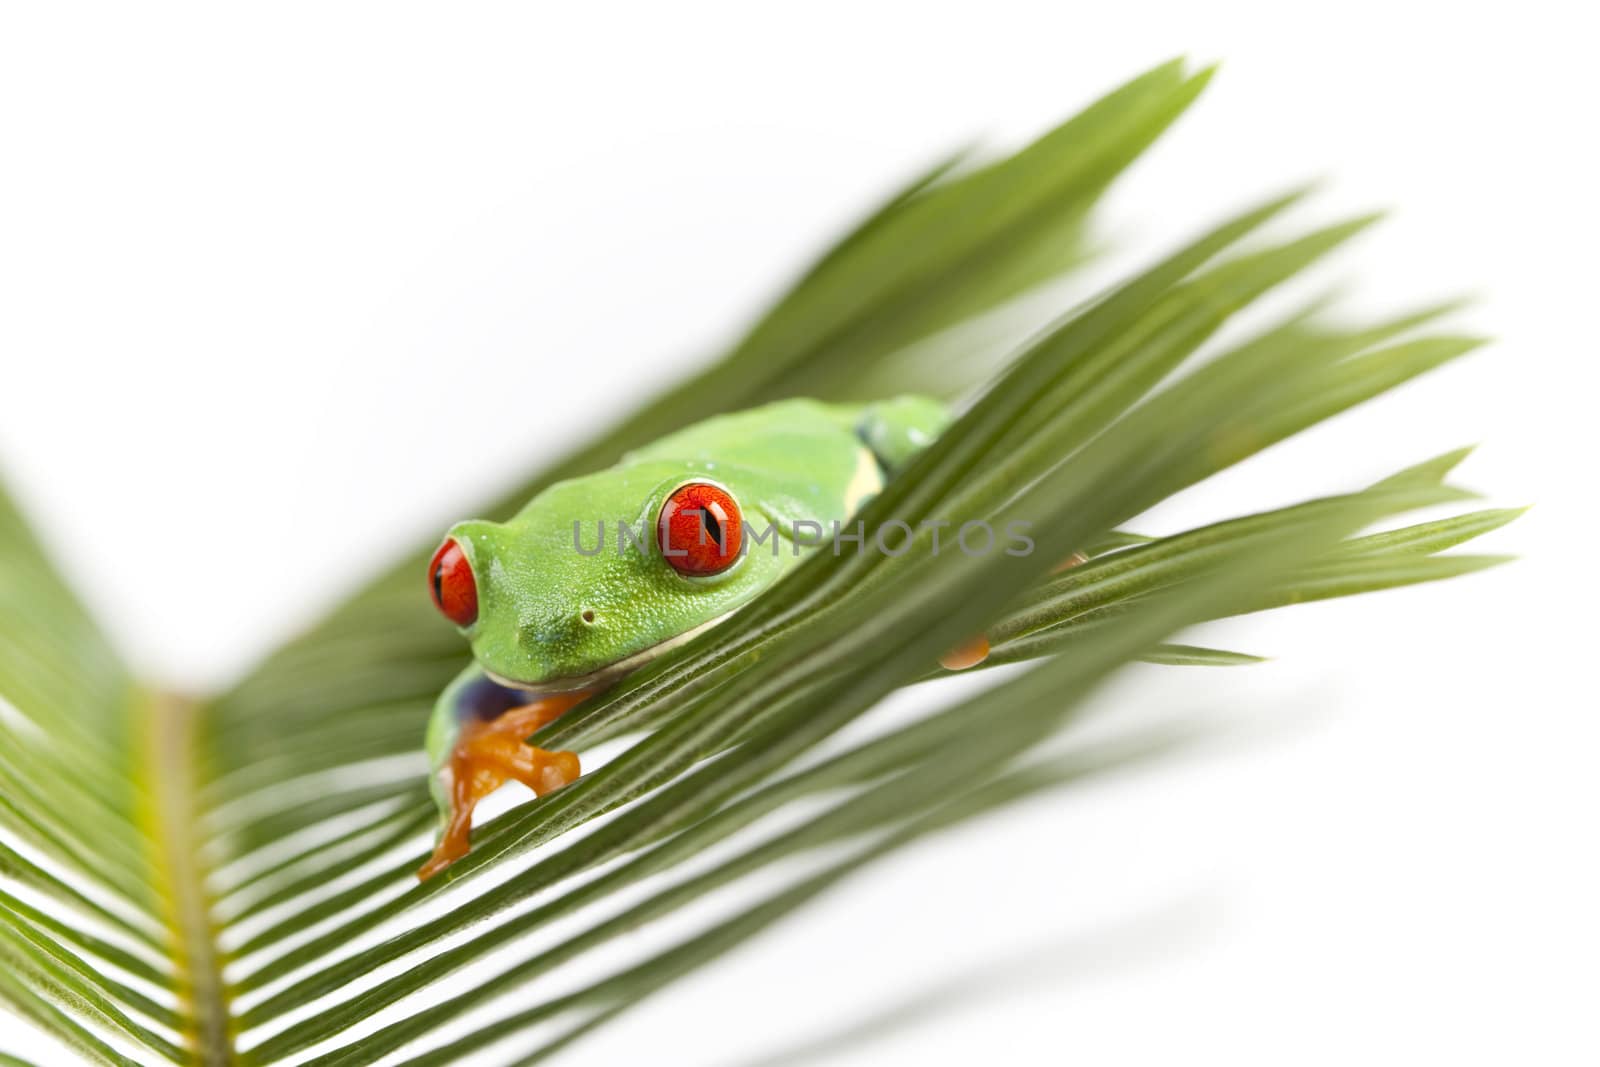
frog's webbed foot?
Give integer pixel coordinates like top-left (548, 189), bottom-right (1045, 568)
top-left (418, 675), bottom-right (594, 881)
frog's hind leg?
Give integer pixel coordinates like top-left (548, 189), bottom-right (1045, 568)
top-left (418, 667), bottom-right (593, 881)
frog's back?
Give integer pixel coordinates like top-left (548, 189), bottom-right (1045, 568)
top-left (620, 398), bottom-right (859, 479)
top-left (620, 395), bottom-right (947, 478)
top-left (608, 395), bottom-right (948, 529)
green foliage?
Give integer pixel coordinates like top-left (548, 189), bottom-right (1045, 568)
top-left (0, 61), bottom-right (1515, 1064)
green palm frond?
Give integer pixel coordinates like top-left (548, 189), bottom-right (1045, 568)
top-left (0, 61), bottom-right (1516, 1065)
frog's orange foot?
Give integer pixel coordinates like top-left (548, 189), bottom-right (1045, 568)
top-left (417, 741), bottom-right (581, 881)
top-left (417, 690), bottom-right (592, 881)
top-left (939, 633), bottom-right (990, 671)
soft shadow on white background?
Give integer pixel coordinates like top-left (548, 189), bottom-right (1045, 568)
top-left (1, 3), bottom-right (1594, 1063)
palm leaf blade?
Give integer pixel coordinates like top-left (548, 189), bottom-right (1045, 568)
top-left (0, 63), bottom-right (1519, 1065)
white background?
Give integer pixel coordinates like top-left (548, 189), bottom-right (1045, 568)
top-left (2, 3), bottom-right (1596, 1064)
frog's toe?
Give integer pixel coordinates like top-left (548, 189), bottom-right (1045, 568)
top-left (1050, 550), bottom-right (1090, 574)
top-left (418, 772), bottom-right (479, 882)
top-left (530, 749), bottom-right (580, 794)
top-left (418, 831), bottom-right (470, 882)
top-left (495, 742), bottom-right (580, 796)
top-left (939, 633), bottom-right (990, 671)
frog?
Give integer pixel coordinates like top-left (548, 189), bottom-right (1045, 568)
top-left (416, 395), bottom-right (952, 879)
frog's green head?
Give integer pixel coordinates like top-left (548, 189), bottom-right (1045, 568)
top-left (426, 462), bottom-right (789, 692)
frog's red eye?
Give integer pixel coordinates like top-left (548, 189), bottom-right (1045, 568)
top-left (428, 538), bottom-right (478, 627)
top-left (658, 482), bottom-right (742, 576)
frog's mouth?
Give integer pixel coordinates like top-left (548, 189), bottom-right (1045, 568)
top-left (483, 611), bottom-right (735, 695)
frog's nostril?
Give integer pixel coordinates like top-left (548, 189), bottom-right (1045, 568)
top-left (580, 608), bottom-right (597, 625)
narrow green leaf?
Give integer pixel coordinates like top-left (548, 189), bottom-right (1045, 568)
top-left (1335, 508), bottom-right (1525, 558)
top-left (1252, 553), bottom-right (1513, 609)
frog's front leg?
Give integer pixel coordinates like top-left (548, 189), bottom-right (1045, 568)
top-left (418, 664), bottom-right (594, 881)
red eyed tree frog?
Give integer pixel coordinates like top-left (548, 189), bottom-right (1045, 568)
top-left (417, 396), bottom-right (951, 879)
